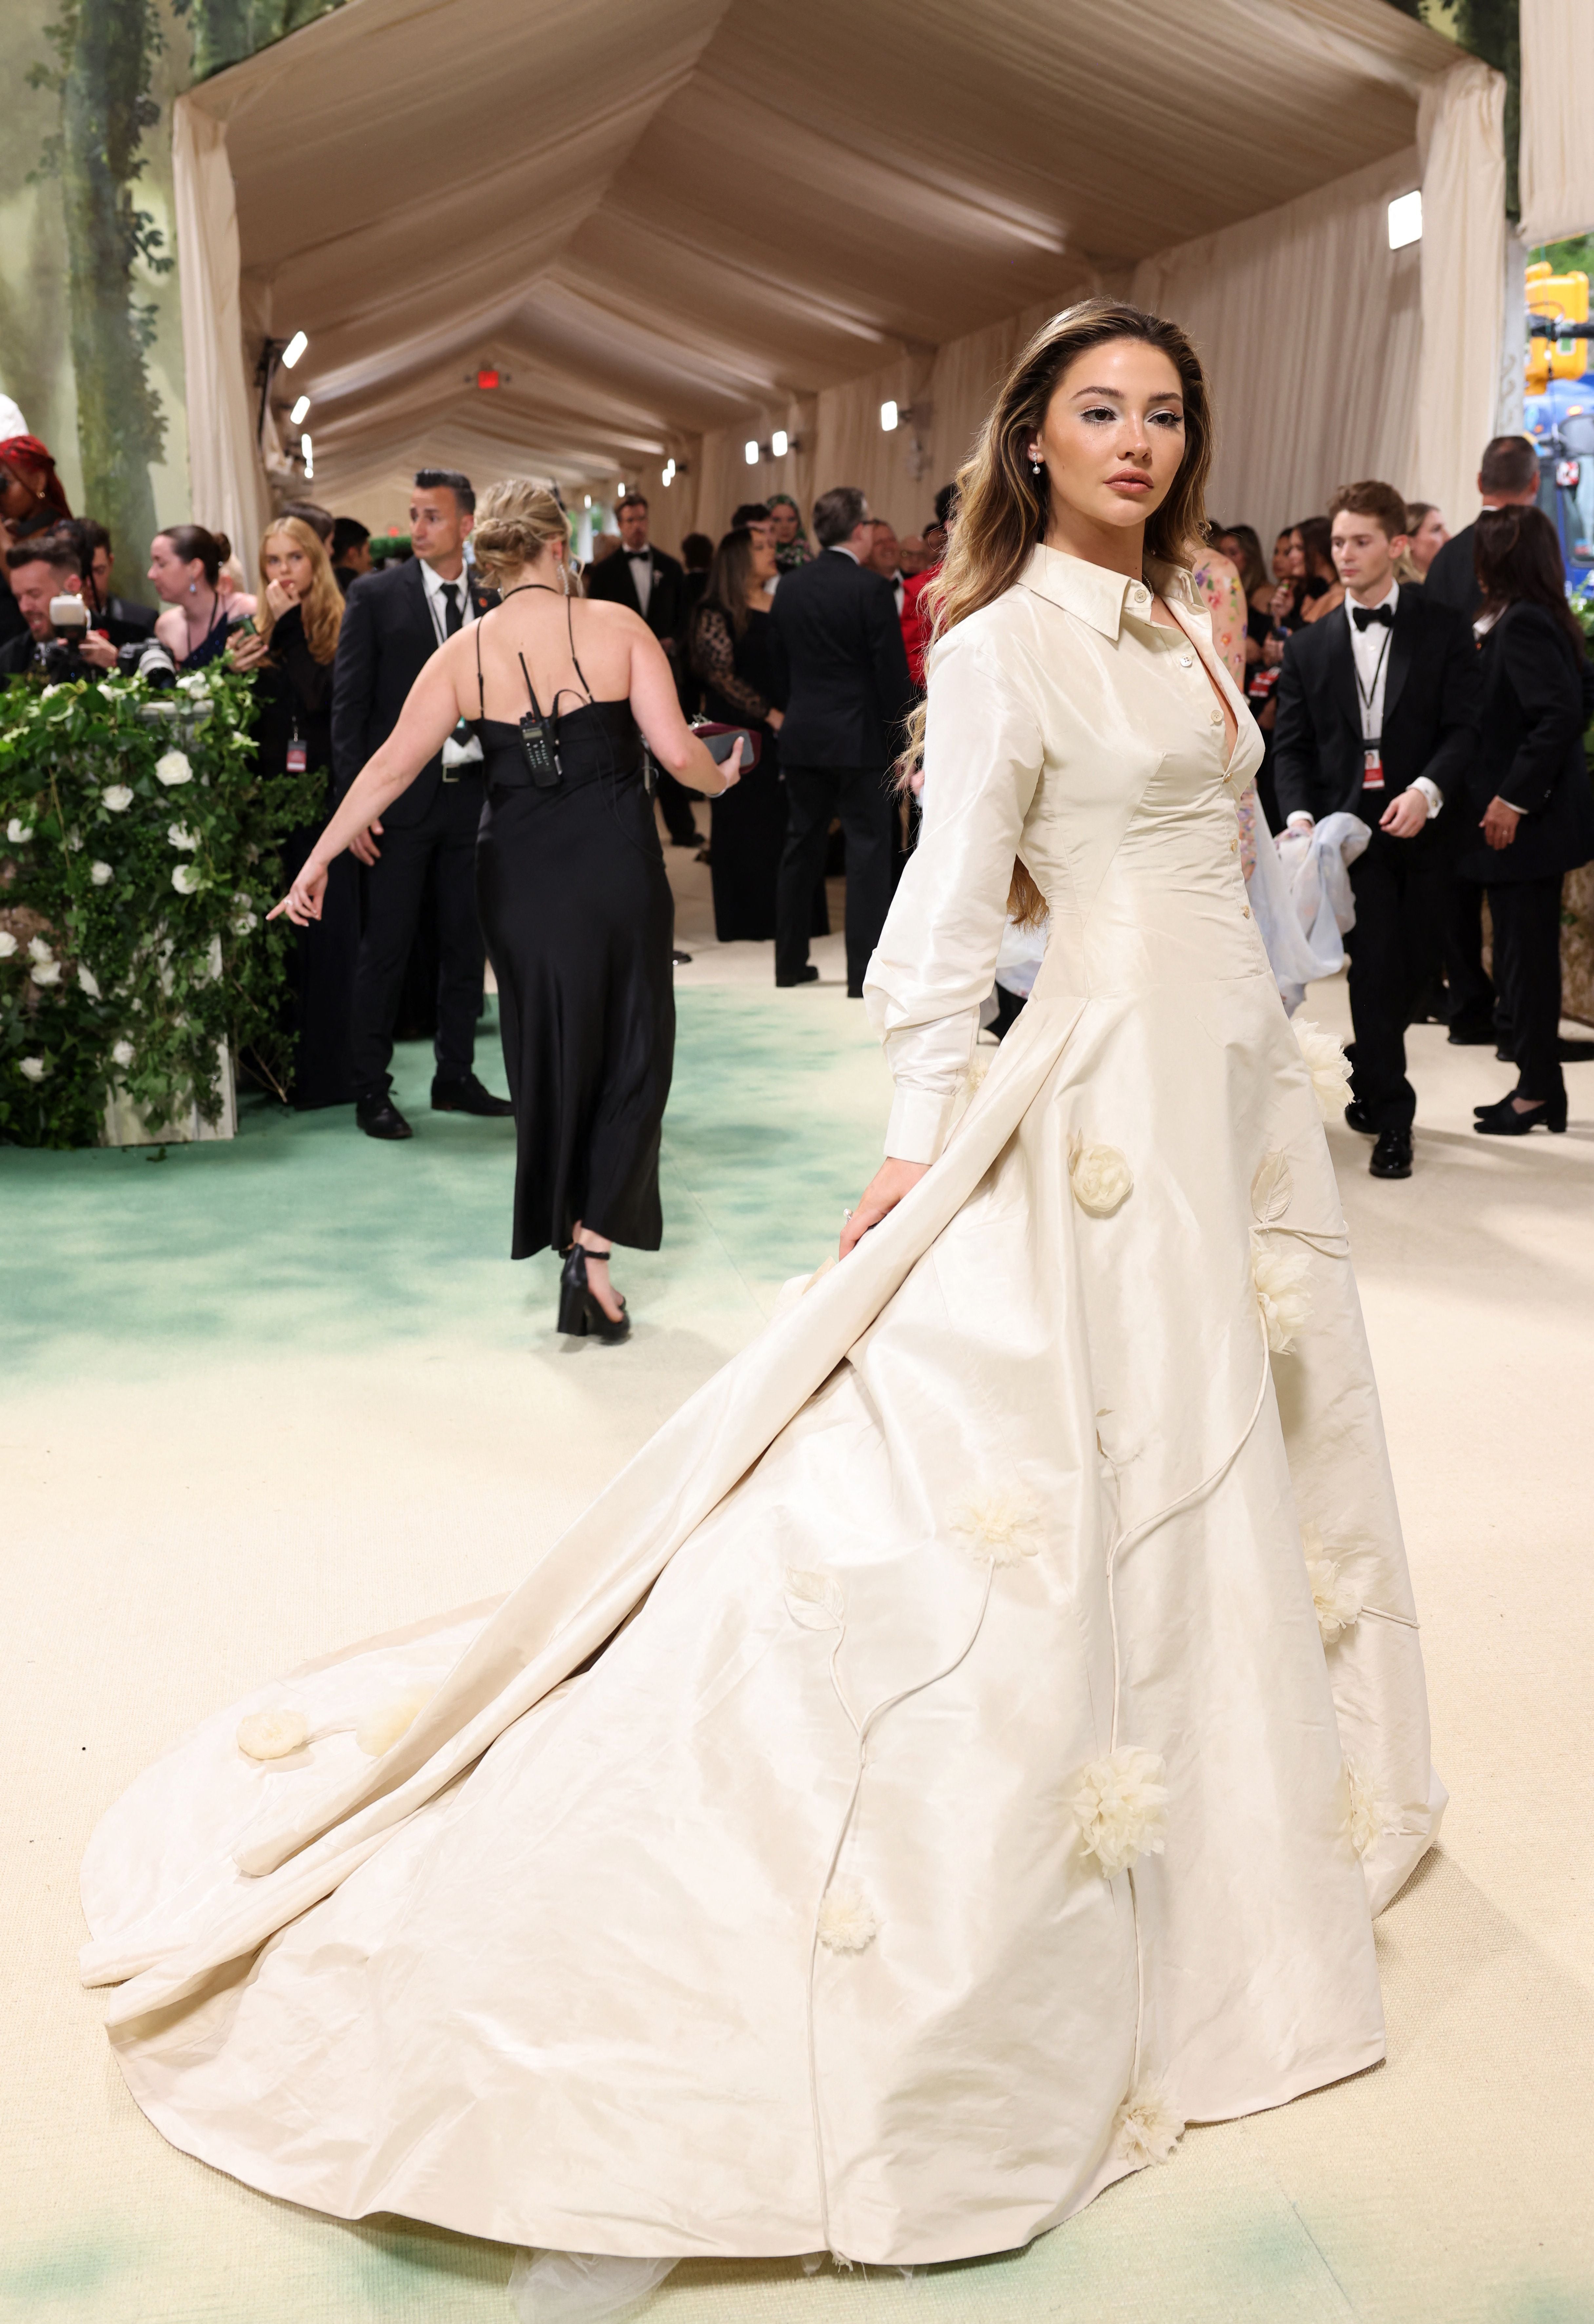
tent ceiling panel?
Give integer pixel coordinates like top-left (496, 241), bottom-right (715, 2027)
top-left (189, 0), bottom-right (1461, 512)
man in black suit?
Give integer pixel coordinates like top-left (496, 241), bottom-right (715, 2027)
top-left (1273, 479), bottom-right (1479, 1178)
top-left (330, 516), bottom-right (371, 596)
top-left (770, 485), bottom-right (914, 995)
top-left (331, 467), bottom-right (512, 1140)
top-left (1421, 434), bottom-right (1540, 1042)
top-left (582, 492), bottom-right (696, 846)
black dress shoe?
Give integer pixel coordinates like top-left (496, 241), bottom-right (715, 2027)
top-left (671, 949), bottom-right (693, 966)
top-left (1344, 1099), bottom-right (1377, 1135)
top-left (1446, 1018), bottom-right (1498, 1046)
top-left (431, 1073), bottom-right (514, 1116)
top-left (1369, 1129), bottom-right (1413, 1178)
top-left (776, 965), bottom-right (820, 988)
top-left (356, 1093), bottom-right (413, 1140)
top-left (1475, 1092), bottom-right (1567, 1134)
top-left (557, 1245), bottom-right (631, 1342)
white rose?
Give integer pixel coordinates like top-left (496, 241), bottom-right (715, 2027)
top-left (30, 960), bottom-right (61, 987)
top-left (232, 906), bottom-right (259, 936)
top-left (0, 931), bottom-right (16, 958)
top-left (18, 1056), bottom-right (47, 1082)
top-left (6, 818), bottom-right (33, 844)
top-left (67, 828), bottom-right (83, 851)
top-left (176, 672), bottom-right (209, 698)
top-left (171, 863), bottom-right (202, 895)
top-left (236, 1707), bottom-right (310, 1761)
top-left (1069, 1137), bottom-right (1134, 1218)
top-left (90, 860), bottom-right (113, 886)
top-left (77, 965), bottom-right (100, 998)
top-left (111, 1038), bottom-right (135, 1068)
top-left (28, 936), bottom-right (53, 965)
top-left (102, 785), bottom-right (134, 812)
top-left (154, 748), bottom-right (193, 786)
top-left (167, 822), bottom-right (198, 851)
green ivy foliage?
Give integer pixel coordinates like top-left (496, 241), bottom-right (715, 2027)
top-left (0, 667), bottom-right (321, 1148)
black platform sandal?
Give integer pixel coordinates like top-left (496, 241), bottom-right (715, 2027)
top-left (557, 1244), bottom-right (631, 1342)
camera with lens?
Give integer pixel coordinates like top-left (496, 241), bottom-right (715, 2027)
top-left (37, 594), bottom-right (95, 682)
top-left (116, 635), bottom-right (179, 688)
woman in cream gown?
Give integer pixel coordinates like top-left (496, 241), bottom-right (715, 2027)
top-left (80, 302), bottom-right (1442, 2292)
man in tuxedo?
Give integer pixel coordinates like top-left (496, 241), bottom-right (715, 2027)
top-left (330, 517), bottom-right (371, 595)
top-left (771, 485), bottom-right (914, 995)
top-left (1273, 479), bottom-right (1479, 1178)
top-left (1421, 434), bottom-right (1540, 1042)
top-left (583, 493), bottom-right (696, 845)
top-left (331, 466), bottom-right (512, 1140)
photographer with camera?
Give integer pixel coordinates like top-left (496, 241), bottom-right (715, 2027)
top-left (0, 530), bottom-right (120, 680)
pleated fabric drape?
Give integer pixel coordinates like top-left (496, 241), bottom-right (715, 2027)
top-left (171, 97), bottom-right (270, 563)
top-left (1415, 57), bottom-right (1507, 538)
top-left (1131, 150), bottom-right (1423, 548)
top-left (1518, 0), bottom-right (1594, 248)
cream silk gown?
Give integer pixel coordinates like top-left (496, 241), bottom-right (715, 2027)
top-left (80, 544), bottom-right (1444, 2271)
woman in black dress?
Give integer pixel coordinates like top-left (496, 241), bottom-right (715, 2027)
top-left (271, 480), bottom-right (742, 1341)
top-left (228, 517), bottom-right (358, 1107)
top-left (1458, 505), bottom-right (1594, 1134)
top-left (690, 523), bottom-right (789, 941)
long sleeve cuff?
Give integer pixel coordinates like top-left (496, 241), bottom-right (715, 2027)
top-left (1412, 774), bottom-right (1442, 819)
top-left (884, 1084), bottom-right (959, 1165)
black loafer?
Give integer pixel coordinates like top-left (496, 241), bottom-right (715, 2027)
top-left (1369, 1129), bottom-right (1413, 1178)
top-left (776, 965), bottom-right (820, 988)
top-left (431, 1073), bottom-right (513, 1117)
top-left (356, 1093), bottom-right (413, 1140)
top-left (1343, 1099), bottom-right (1377, 1135)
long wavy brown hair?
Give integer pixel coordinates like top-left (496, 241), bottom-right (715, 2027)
top-left (256, 517), bottom-right (344, 664)
top-left (905, 296), bottom-right (1215, 925)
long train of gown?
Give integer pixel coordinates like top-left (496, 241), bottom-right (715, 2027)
top-left (79, 551), bottom-right (1443, 2270)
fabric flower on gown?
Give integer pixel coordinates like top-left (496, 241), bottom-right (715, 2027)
top-left (953, 1492), bottom-right (1041, 1567)
top-left (817, 1887), bottom-right (880, 1954)
top-left (1302, 1526), bottom-right (1363, 1645)
top-left (1112, 2081), bottom-right (1185, 2166)
top-left (1252, 1240), bottom-right (1312, 1352)
top-left (356, 1688), bottom-right (434, 1758)
top-left (1293, 1018), bottom-right (1353, 1120)
top-left (1342, 1759), bottom-right (1395, 1859)
top-left (237, 1708), bottom-right (310, 1761)
top-left (1071, 1747), bottom-right (1169, 1877)
top-left (1068, 1134), bottom-right (1133, 1217)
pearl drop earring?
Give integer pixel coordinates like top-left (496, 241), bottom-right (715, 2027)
top-left (1029, 452), bottom-right (1043, 476)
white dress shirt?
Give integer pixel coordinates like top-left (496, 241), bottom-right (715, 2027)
top-left (419, 558), bottom-right (482, 768)
top-left (624, 547), bottom-right (653, 618)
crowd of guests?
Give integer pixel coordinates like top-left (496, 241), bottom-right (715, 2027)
top-left (5, 415), bottom-right (1590, 1184)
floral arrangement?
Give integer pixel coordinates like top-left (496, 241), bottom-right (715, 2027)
top-left (0, 667), bottom-right (322, 1147)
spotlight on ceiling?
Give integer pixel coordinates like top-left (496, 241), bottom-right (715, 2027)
top-left (880, 399), bottom-right (899, 433)
top-left (301, 431), bottom-right (313, 479)
top-left (1387, 191), bottom-right (1422, 250)
top-left (662, 458), bottom-right (676, 487)
top-left (744, 439), bottom-right (760, 466)
top-left (281, 331), bottom-right (308, 370)
top-left (771, 429), bottom-right (789, 459)
top-left (289, 394), bottom-right (310, 426)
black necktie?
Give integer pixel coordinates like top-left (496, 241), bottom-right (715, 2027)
top-left (1352, 603), bottom-right (1393, 631)
top-left (440, 581), bottom-right (463, 635)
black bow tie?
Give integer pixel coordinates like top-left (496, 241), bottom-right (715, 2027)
top-left (625, 549), bottom-right (650, 561)
top-left (1352, 603), bottom-right (1394, 631)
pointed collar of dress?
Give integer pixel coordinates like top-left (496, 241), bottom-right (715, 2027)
top-left (1018, 542), bottom-right (1199, 640)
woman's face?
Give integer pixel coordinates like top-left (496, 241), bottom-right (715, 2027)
top-left (1031, 338), bottom-right (1188, 542)
top-left (1285, 530), bottom-right (1307, 580)
top-left (264, 534), bottom-right (315, 600)
top-left (0, 463), bottom-right (39, 521)
top-left (770, 502), bottom-right (799, 546)
top-left (1408, 507), bottom-right (1448, 576)
top-left (749, 532), bottom-right (778, 585)
top-left (1271, 532), bottom-right (1292, 581)
top-left (148, 534), bottom-right (203, 603)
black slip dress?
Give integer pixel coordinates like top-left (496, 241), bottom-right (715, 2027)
top-left (471, 600), bottom-right (676, 1259)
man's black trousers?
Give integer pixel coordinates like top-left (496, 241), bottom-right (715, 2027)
top-left (776, 764), bottom-right (895, 995)
top-left (348, 777), bottom-right (485, 1098)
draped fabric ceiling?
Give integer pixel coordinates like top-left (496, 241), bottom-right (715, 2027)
top-left (178, 0), bottom-right (1485, 557)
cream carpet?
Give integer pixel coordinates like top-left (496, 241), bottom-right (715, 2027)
top-left (4, 824), bottom-right (1592, 2323)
